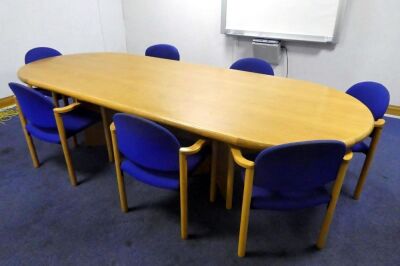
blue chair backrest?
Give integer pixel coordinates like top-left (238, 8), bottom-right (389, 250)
top-left (346, 81), bottom-right (390, 120)
top-left (230, 58), bottom-right (274, 76)
top-left (25, 47), bottom-right (62, 64)
top-left (254, 140), bottom-right (346, 192)
top-left (114, 113), bottom-right (181, 171)
top-left (145, 44), bottom-right (180, 61)
top-left (9, 83), bottom-right (56, 129)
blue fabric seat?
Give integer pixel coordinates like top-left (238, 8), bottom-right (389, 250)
top-left (25, 47), bottom-right (62, 97)
top-left (25, 108), bottom-right (100, 144)
top-left (230, 57), bottom-right (274, 75)
top-left (113, 113), bottom-right (204, 190)
top-left (9, 82), bottom-right (101, 186)
top-left (111, 113), bottom-right (207, 239)
top-left (346, 81), bottom-right (390, 199)
top-left (232, 140), bottom-right (351, 256)
top-left (10, 83), bottom-right (99, 142)
top-left (120, 154), bottom-right (202, 190)
top-left (251, 186), bottom-right (331, 210)
top-left (351, 141), bottom-right (369, 154)
top-left (121, 160), bottom-right (180, 190)
top-left (346, 82), bottom-right (390, 121)
top-left (346, 81), bottom-right (390, 153)
top-left (248, 141), bottom-right (345, 211)
top-left (145, 44), bottom-right (180, 61)
top-left (240, 170), bottom-right (331, 210)
top-left (25, 47), bottom-right (62, 64)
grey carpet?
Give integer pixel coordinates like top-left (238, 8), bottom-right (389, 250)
top-left (0, 115), bottom-right (399, 265)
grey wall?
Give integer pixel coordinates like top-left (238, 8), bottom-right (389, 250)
top-left (122, 0), bottom-right (400, 105)
top-left (0, 0), bottom-right (126, 98)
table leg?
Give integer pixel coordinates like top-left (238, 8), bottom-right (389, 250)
top-left (211, 141), bottom-right (232, 204)
top-left (84, 123), bottom-right (106, 146)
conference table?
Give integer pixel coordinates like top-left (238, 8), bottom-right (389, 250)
top-left (17, 53), bottom-right (374, 200)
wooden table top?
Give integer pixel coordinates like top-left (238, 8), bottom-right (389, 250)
top-left (18, 53), bottom-right (374, 149)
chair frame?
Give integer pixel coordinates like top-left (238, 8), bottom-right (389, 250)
top-left (110, 122), bottom-right (206, 239)
top-left (353, 118), bottom-right (385, 200)
top-left (230, 146), bottom-right (353, 257)
top-left (15, 97), bottom-right (111, 186)
top-left (53, 102), bottom-right (82, 186)
top-left (100, 107), bottom-right (113, 163)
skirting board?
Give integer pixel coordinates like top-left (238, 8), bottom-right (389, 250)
top-left (0, 95), bottom-right (399, 117)
top-left (0, 96), bottom-right (15, 109)
top-left (387, 105), bottom-right (400, 116)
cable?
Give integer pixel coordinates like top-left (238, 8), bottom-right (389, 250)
top-left (232, 37), bottom-right (239, 63)
top-left (282, 46), bottom-right (289, 78)
top-left (231, 37), bottom-right (235, 63)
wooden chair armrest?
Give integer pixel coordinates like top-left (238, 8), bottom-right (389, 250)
top-left (180, 139), bottom-right (207, 155)
top-left (374, 119), bottom-right (385, 128)
top-left (343, 152), bottom-right (353, 162)
top-left (54, 102), bottom-right (81, 114)
top-left (231, 147), bottom-right (255, 169)
top-left (110, 122), bottom-right (116, 132)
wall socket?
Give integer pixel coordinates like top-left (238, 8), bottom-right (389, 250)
top-left (252, 39), bottom-right (282, 65)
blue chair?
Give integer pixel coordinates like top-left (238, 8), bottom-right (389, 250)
top-left (110, 113), bottom-right (206, 239)
top-left (25, 47), bottom-right (62, 64)
top-left (230, 141), bottom-right (352, 257)
top-left (145, 44), bottom-right (180, 61)
top-left (24, 47), bottom-right (68, 106)
top-left (346, 81), bottom-right (390, 199)
top-left (9, 82), bottom-right (102, 186)
top-left (230, 58), bottom-right (274, 76)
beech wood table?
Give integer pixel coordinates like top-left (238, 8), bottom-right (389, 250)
top-left (18, 53), bottom-right (374, 202)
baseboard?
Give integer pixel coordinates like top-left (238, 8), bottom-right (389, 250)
top-left (0, 96), bottom-right (15, 109)
top-left (387, 105), bottom-right (400, 116)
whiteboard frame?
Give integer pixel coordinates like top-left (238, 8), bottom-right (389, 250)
top-left (222, 0), bottom-right (348, 43)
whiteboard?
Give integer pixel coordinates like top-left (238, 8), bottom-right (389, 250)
top-left (223, 0), bottom-right (347, 43)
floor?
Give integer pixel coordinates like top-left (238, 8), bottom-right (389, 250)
top-left (0, 113), bottom-right (399, 265)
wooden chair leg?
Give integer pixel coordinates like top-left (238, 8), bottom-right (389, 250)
top-left (16, 100), bottom-right (40, 168)
top-left (238, 167), bottom-right (254, 257)
top-left (353, 124), bottom-right (384, 200)
top-left (62, 95), bottom-right (69, 106)
top-left (101, 107), bottom-right (113, 162)
top-left (210, 141), bottom-right (218, 202)
top-left (51, 91), bottom-right (59, 107)
top-left (226, 150), bottom-right (234, 209)
top-left (54, 112), bottom-right (77, 186)
top-left (110, 123), bottom-right (128, 212)
top-left (179, 152), bottom-right (188, 240)
top-left (72, 136), bottom-right (78, 148)
top-left (317, 152), bottom-right (352, 249)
